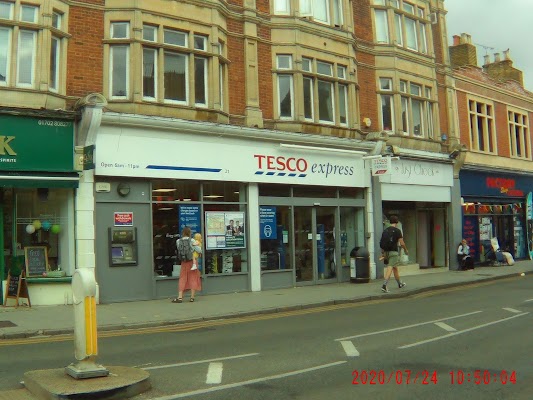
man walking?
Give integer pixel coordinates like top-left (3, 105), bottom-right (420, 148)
top-left (379, 215), bottom-right (408, 293)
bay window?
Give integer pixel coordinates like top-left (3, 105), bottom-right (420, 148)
top-left (373, 0), bottom-right (429, 54)
top-left (380, 77), bottom-right (435, 137)
top-left (143, 48), bottom-right (157, 99)
top-left (0, 1), bottom-right (65, 92)
top-left (164, 52), bottom-right (187, 103)
top-left (276, 55), bottom-right (353, 126)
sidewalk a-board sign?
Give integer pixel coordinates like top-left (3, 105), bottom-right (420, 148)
top-left (3, 270), bottom-right (31, 308)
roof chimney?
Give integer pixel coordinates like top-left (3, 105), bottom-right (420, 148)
top-left (483, 54), bottom-right (490, 66)
top-left (483, 48), bottom-right (524, 87)
top-left (449, 33), bottom-right (477, 68)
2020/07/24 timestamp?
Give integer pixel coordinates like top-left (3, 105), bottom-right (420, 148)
top-left (449, 370), bottom-right (517, 385)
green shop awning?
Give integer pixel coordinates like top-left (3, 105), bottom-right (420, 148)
top-left (0, 173), bottom-right (79, 188)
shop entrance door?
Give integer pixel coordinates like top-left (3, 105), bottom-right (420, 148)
top-left (294, 206), bottom-right (337, 284)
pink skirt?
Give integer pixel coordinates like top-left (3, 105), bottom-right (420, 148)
top-left (178, 260), bottom-right (202, 292)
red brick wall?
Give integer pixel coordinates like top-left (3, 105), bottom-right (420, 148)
top-left (67, 2), bottom-right (104, 99)
top-left (227, 19), bottom-right (245, 116)
top-left (257, 25), bottom-right (272, 119)
top-left (353, 0), bottom-right (373, 43)
top-left (357, 57), bottom-right (378, 130)
top-left (494, 102), bottom-right (510, 157)
top-left (256, 0), bottom-right (270, 14)
top-left (455, 91), bottom-right (470, 147)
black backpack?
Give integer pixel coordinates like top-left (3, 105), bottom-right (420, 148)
top-left (177, 237), bottom-right (193, 262)
top-left (380, 227), bottom-right (399, 252)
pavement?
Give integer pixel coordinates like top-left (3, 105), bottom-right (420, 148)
top-left (1, 261), bottom-right (532, 340)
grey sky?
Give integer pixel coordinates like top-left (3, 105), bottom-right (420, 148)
top-left (444, 0), bottom-right (533, 91)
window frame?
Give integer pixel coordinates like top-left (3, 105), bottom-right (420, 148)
top-left (142, 47), bottom-right (158, 100)
top-left (467, 97), bottom-right (496, 154)
top-left (0, 1), bottom-right (13, 20)
top-left (109, 45), bottom-right (130, 99)
top-left (16, 29), bottom-right (36, 88)
top-left (164, 51), bottom-right (189, 105)
top-left (0, 26), bottom-right (11, 85)
top-left (20, 4), bottom-right (38, 23)
top-left (110, 22), bottom-right (130, 39)
top-left (49, 36), bottom-right (60, 92)
top-left (507, 108), bottom-right (530, 159)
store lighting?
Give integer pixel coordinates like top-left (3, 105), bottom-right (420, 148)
top-left (158, 207), bottom-right (174, 211)
top-left (153, 188), bottom-right (177, 193)
top-left (204, 195), bottom-right (224, 199)
top-left (279, 143), bottom-right (367, 155)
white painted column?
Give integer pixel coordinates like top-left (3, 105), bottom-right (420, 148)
top-left (365, 163), bottom-right (377, 280)
top-left (247, 183), bottom-right (261, 291)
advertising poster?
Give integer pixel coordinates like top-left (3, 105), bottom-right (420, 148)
top-left (114, 212), bottom-right (133, 226)
top-left (259, 206), bottom-right (277, 239)
top-left (179, 205), bottom-right (201, 235)
top-left (205, 211), bottom-right (245, 249)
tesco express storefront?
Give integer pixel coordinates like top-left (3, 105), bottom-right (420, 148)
top-left (92, 114), bottom-right (371, 303)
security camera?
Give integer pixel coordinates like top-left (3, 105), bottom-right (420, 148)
top-left (449, 149), bottom-right (460, 159)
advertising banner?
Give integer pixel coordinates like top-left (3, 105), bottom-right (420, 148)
top-left (259, 207), bottom-right (277, 239)
top-left (205, 211), bottom-right (245, 249)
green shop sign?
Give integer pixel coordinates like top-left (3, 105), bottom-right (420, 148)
top-left (0, 114), bottom-right (75, 172)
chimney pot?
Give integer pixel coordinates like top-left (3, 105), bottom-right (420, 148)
top-left (461, 33), bottom-right (468, 44)
top-left (483, 55), bottom-right (490, 65)
top-left (494, 53), bottom-right (501, 62)
top-left (503, 49), bottom-right (511, 60)
top-left (453, 35), bottom-right (460, 46)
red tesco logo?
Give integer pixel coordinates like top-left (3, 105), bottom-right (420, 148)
top-left (254, 155), bottom-right (308, 172)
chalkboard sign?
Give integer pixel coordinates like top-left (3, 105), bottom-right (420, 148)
top-left (24, 246), bottom-right (49, 277)
top-left (7, 273), bottom-right (20, 298)
top-left (3, 270), bottom-right (30, 308)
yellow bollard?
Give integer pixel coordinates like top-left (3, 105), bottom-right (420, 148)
top-left (65, 268), bottom-right (109, 379)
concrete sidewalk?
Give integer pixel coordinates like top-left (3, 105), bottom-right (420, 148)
top-left (1, 262), bottom-right (531, 340)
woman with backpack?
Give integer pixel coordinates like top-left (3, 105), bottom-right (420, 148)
top-left (173, 226), bottom-right (202, 303)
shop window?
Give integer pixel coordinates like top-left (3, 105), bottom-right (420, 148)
top-left (202, 181), bottom-right (245, 202)
top-left (152, 180), bottom-right (200, 202)
top-left (293, 185), bottom-right (336, 198)
top-left (259, 184), bottom-right (291, 197)
top-left (260, 206), bottom-right (292, 271)
top-left (9, 189), bottom-right (73, 277)
top-left (153, 204), bottom-right (179, 277)
top-left (339, 187), bottom-right (363, 199)
top-left (203, 204), bottom-right (247, 275)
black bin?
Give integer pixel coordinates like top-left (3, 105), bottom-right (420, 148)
top-left (350, 247), bottom-right (370, 283)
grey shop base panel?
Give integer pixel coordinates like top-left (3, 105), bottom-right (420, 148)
top-left (341, 265), bottom-right (351, 282)
top-left (261, 270), bottom-right (293, 290)
top-left (154, 274), bottom-right (250, 298)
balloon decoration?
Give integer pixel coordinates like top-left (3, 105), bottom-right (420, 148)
top-left (41, 221), bottom-right (52, 231)
top-left (33, 220), bottom-right (42, 230)
top-left (26, 224), bottom-right (36, 234)
top-left (51, 224), bottom-right (61, 234)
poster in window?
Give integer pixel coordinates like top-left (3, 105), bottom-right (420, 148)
top-left (205, 211), bottom-right (245, 249)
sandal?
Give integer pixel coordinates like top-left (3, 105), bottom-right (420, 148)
top-left (190, 298), bottom-right (195, 302)
top-left (172, 298), bottom-right (183, 303)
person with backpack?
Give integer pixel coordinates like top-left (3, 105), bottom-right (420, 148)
top-left (172, 226), bottom-right (202, 303)
top-left (379, 215), bottom-right (408, 293)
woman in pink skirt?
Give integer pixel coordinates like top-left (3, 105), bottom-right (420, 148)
top-left (173, 227), bottom-right (202, 303)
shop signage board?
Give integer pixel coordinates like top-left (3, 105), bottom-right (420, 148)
top-left (95, 127), bottom-right (368, 188)
top-left (24, 246), bottom-right (49, 278)
top-left (205, 211), bottom-right (245, 250)
top-left (0, 114), bottom-right (74, 172)
top-left (371, 157), bottom-right (391, 176)
top-left (379, 159), bottom-right (453, 187)
top-left (3, 270), bottom-right (30, 307)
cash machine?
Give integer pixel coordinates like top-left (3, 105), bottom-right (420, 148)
top-left (108, 227), bottom-right (138, 266)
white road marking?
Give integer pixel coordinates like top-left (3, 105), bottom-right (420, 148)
top-left (335, 310), bottom-right (482, 341)
top-left (399, 312), bottom-right (529, 349)
top-left (142, 353), bottom-right (259, 370)
top-left (340, 341), bottom-right (360, 357)
top-left (148, 361), bottom-right (347, 399)
top-left (434, 322), bottom-right (457, 332)
top-left (502, 308), bottom-right (522, 314)
top-left (525, 299), bottom-right (533, 303)
top-left (206, 362), bottom-right (223, 384)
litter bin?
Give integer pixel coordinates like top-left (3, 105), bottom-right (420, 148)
top-left (350, 247), bottom-right (370, 283)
